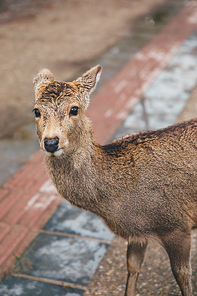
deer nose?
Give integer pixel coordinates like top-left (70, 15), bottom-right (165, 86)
top-left (44, 137), bottom-right (59, 153)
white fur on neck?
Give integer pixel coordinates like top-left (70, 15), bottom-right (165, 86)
top-left (44, 149), bottom-right (63, 158)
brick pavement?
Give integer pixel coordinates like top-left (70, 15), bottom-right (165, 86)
top-left (87, 0), bottom-right (197, 144)
top-left (1, 1), bottom-right (197, 295)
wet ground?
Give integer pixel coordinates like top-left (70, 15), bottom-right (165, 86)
top-left (1, 1), bottom-right (197, 296)
top-left (114, 31), bottom-right (197, 138)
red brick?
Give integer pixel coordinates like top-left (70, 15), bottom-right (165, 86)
top-left (0, 223), bottom-right (11, 243)
top-left (0, 190), bottom-right (24, 221)
top-left (4, 161), bottom-right (48, 192)
top-left (34, 195), bottom-right (62, 229)
top-left (29, 150), bottom-right (44, 164)
top-left (0, 226), bottom-right (28, 268)
top-left (4, 163), bottom-right (34, 189)
top-left (3, 151), bottom-right (44, 190)
top-left (29, 170), bottom-right (49, 192)
top-left (2, 192), bottom-right (33, 225)
top-left (18, 193), bottom-right (59, 228)
top-left (0, 188), bottom-right (9, 203)
top-left (14, 229), bottom-right (37, 258)
top-left (17, 163), bottom-right (46, 190)
top-left (1, 229), bottom-right (37, 272)
top-left (38, 179), bottom-right (58, 194)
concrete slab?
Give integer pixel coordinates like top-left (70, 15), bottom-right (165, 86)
top-left (14, 233), bottom-right (109, 286)
top-left (44, 200), bottom-right (114, 241)
top-left (0, 276), bottom-right (84, 296)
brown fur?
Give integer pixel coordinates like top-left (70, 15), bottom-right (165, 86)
top-left (33, 65), bottom-right (197, 296)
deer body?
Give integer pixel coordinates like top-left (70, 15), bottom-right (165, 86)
top-left (33, 65), bottom-right (197, 296)
top-left (45, 126), bottom-right (197, 240)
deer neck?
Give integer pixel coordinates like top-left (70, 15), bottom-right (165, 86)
top-left (44, 133), bottom-right (134, 237)
top-left (44, 127), bottom-right (101, 209)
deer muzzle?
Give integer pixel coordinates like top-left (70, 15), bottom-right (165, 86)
top-left (44, 137), bottom-right (59, 153)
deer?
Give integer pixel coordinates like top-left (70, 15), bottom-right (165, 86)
top-left (33, 65), bottom-right (197, 296)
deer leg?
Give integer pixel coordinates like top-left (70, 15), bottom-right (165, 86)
top-left (162, 232), bottom-right (192, 296)
top-left (125, 238), bottom-right (148, 296)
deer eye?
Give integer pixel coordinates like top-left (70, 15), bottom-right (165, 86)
top-left (69, 106), bottom-right (79, 116)
top-left (33, 108), bottom-right (41, 118)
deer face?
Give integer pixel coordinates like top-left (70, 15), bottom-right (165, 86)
top-left (33, 66), bottom-right (102, 157)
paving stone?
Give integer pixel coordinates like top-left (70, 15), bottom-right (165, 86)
top-left (0, 276), bottom-right (84, 296)
top-left (44, 200), bottom-right (114, 241)
top-left (114, 30), bottom-right (197, 138)
top-left (14, 233), bottom-right (109, 286)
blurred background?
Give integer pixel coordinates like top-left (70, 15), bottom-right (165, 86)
top-left (0, 0), bottom-right (185, 185)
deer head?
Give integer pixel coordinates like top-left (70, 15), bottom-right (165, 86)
top-left (33, 65), bottom-right (102, 157)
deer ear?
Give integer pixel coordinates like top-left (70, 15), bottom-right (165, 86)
top-left (76, 65), bottom-right (102, 109)
top-left (76, 65), bottom-right (102, 94)
top-left (33, 69), bottom-right (54, 98)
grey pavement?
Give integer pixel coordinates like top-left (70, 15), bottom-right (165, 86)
top-left (114, 29), bottom-right (197, 139)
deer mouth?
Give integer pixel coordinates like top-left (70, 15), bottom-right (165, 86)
top-left (44, 148), bottom-right (63, 158)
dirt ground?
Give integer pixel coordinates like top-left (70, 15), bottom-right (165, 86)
top-left (0, 0), bottom-right (168, 138)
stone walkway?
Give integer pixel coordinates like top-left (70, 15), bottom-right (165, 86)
top-left (1, 1), bottom-right (197, 295)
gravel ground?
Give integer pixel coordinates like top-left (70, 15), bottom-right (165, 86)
top-left (83, 232), bottom-right (197, 296)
